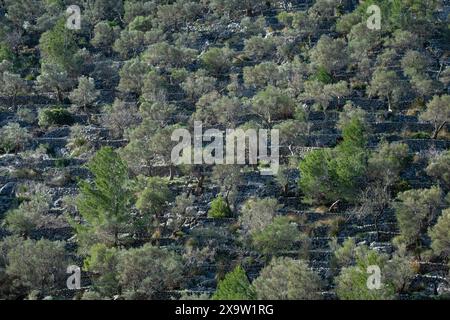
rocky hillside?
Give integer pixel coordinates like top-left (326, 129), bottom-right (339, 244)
top-left (0, 0), bottom-right (449, 300)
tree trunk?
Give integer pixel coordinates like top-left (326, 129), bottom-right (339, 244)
top-left (169, 165), bottom-right (174, 180)
top-left (224, 190), bottom-right (232, 215)
top-left (374, 214), bottom-right (380, 242)
top-left (195, 175), bottom-right (204, 195)
top-left (114, 228), bottom-right (119, 248)
top-left (283, 183), bottom-right (289, 196)
top-left (387, 94), bottom-right (392, 113)
top-left (432, 121), bottom-right (446, 139)
top-left (57, 88), bottom-right (63, 103)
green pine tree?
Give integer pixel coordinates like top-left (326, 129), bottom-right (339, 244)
top-left (212, 266), bottom-right (255, 300)
top-left (72, 147), bottom-right (134, 254)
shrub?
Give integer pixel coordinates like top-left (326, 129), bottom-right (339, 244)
top-left (252, 257), bottom-right (322, 300)
top-left (0, 42), bottom-right (13, 61)
top-left (208, 195), bottom-right (232, 219)
top-left (312, 66), bottom-right (333, 84)
top-left (212, 266), bottom-right (255, 300)
top-left (409, 131), bottom-right (430, 139)
top-left (179, 291), bottom-right (211, 300)
top-left (330, 238), bottom-right (359, 269)
top-left (0, 71), bottom-right (28, 108)
top-left (38, 107), bottom-right (73, 127)
top-left (17, 107), bottom-right (36, 124)
top-left (0, 123), bottom-right (31, 154)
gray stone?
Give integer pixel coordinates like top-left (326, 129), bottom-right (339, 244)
top-left (0, 182), bottom-right (16, 197)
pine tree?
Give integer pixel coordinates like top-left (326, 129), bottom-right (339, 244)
top-left (212, 266), bottom-right (255, 300)
top-left (73, 147), bottom-right (134, 254)
top-left (39, 19), bottom-right (79, 71)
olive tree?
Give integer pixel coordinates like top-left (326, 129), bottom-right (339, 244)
top-left (211, 165), bottom-right (243, 213)
top-left (309, 35), bottom-right (349, 77)
top-left (239, 198), bottom-right (281, 236)
top-left (252, 216), bottom-right (305, 257)
top-left (243, 62), bottom-right (281, 90)
top-left (5, 238), bottom-right (67, 297)
top-left (426, 150), bottom-right (450, 190)
top-left (113, 29), bottom-right (145, 59)
top-left (0, 122), bottom-right (31, 154)
top-left (368, 142), bottom-right (409, 187)
top-left (0, 70), bottom-right (28, 108)
top-left (91, 21), bottom-right (120, 53)
top-left (181, 70), bottom-right (216, 102)
top-left (117, 58), bottom-right (148, 95)
top-left (3, 183), bottom-right (51, 237)
top-left (335, 249), bottom-right (395, 300)
top-left (134, 176), bottom-right (171, 240)
top-left (429, 208), bottom-right (450, 259)
top-left (394, 186), bottom-right (442, 249)
top-left (251, 86), bottom-right (294, 127)
top-left (201, 46), bottom-right (235, 76)
top-left (69, 76), bottom-right (100, 113)
top-left (117, 244), bottom-right (183, 300)
top-left (101, 99), bottom-right (140, 138)
top-left (368, 69), bottom-right (406, 112)
top-left (252, 257), bottom-right (322, 300)
top-left (420, 95), bottom-right (450, 139)
top-left (36, 63), bottom-right (75, 102)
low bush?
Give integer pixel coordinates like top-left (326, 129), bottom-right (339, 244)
top-left (208, 195), bottom-right (232, 218)
top-left (38, 107), bottom-right (74, 127)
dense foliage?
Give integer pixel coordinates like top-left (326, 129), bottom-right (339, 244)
top-left (0, 0), bottom-right (449, 300)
